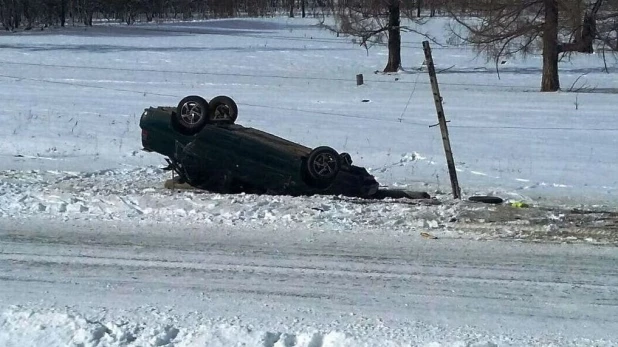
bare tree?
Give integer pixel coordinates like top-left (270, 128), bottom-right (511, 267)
top-left (79, 0), bottom-right (94, 26)
top-left (560, 0), bottom-right (604, 53)
top-left (22, 0), bottom-right (35, 29)
top-left (384, 0), bottom-right (402, 71)
top-left (448, 0), bottom-right (617, 92)
top-left (329, 0), bottom-right (403, 72)
top-left (328, 0), bottom-right (446, 72)
top-left (588, 0), bottom-right (618, 53)
top-left (544, 0), bottom-right (560, 91)
top-left (60, 0), bottom-right (66, 26)
top-left (210, 0), bottom-right (236, 17)
top-left (0, 0), bottom-right (21, 30)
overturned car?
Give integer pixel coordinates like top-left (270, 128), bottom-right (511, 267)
top-left (140, 95), bottom-right (381, 198)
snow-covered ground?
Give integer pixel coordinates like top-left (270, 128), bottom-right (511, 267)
top-left (1, 17), bottom-right (617, 346)
top-left (1, 17), bottom-right (617, 203)
top-left (1, 218), bottom-right (617, 346)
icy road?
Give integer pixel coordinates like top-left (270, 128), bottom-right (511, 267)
top-left (1, 218), bottom-right (617, 346)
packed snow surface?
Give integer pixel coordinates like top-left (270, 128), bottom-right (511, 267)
top-left (1, 218), bottom-right (618, 346)
top-left (1, 16), bottom-right (617, 346)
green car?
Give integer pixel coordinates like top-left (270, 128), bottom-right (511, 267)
top-left (140, 95), bottom-right (380, 197)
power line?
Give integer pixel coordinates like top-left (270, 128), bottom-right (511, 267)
top-left (0, 60), bottom-right (537, 90)
top-left (448, 124), bottom-right (618, 131)
top-left (0, 73), bottom-right (420, 125)
top-left (398, 72), bottom-right (421, 121)
top-left (129, 24), bottom-right (455, 50)
top-left (2, 72), bottom-right (616, 132)
top-left (241, 101), bottom-right (430, 126)
top-left (0, 73), bottom-right (179, 98)
top-left (0, 60), bottom-right (351, 83)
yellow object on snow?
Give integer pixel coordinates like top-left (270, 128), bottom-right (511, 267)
top-left (510, 201), bottom-right (530, 208)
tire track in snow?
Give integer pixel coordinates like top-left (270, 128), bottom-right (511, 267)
top-left (1, 221), bottom-right (618, 345)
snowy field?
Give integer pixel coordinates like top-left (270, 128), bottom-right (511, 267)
top-left (1, 17), bottom-right (618, 346)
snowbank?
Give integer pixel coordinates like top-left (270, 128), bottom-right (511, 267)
top-left (1, 167), bottom-right (617, 244)
top-left (1, 307), bottom-right (610, 347)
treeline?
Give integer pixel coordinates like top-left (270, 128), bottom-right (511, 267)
top-left (0, 0), bottom-right (319, 30)
top-left (0, 0), bottom-right (454, 31)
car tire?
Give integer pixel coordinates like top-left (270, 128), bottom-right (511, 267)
top-left (175, 95), bottom-right (209, 133)
top-left (209, 95), bottom-right (238, 124)
top-left (306, 146), bottom-right (341, 183)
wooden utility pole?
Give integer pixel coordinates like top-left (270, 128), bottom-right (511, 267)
top-left (422, 41), bottom-right (461, 199)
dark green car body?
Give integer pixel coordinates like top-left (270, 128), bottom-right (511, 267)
top-left (140, 106), bottom-right (380, 197)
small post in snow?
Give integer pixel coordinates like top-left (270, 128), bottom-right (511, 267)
top-left (422, 41), bottom-right (461, 199)
top-left (356, 74), bottom-right (364, 86)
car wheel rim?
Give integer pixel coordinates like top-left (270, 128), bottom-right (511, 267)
top-left (212, 105), bottom-right (230, 121)
top-left (312, 153), bottom-right (337, 177)
top-left (180, 102), bottom-right (203, 124)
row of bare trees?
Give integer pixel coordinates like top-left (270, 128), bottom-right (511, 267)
top-left (0, 0), bottom-right (329, 29)
top-left (329, 0), bottom-right (618, 91)
top-left (0, 0), bottom-right (98, 29)
top-left (0, 0), bottom-right (450, 30)
top-left (447, 0), bottom-right (618, 90)
top-left (1, 0), bottom-right (616, 91)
